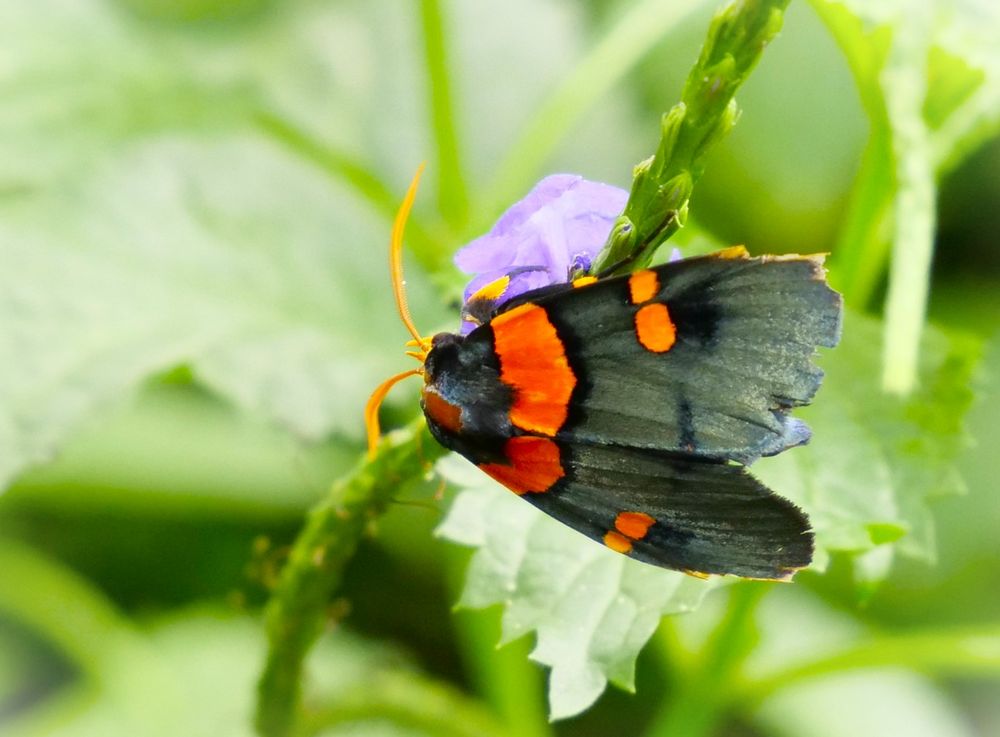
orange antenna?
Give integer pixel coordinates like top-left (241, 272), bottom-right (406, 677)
top-left (365, 368), bottom-right (422, 456)
top-left (365, 164), bottom-right (431, 458)
top-left (391, 163), bottom-right (430, 353)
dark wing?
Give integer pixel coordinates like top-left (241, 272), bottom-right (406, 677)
top-left (500, 249), bottom-right (841, 464)
top-left (515, 442), bottom-right (813, 580)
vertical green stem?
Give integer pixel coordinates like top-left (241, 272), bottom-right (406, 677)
top-left (255, 111), bottom-right (443, 273)
top-left (255, 422), bottom-right (446, 737)
top-left (420, 0), bottom-right (469, 230)
top-left (829, 125), bottom-right (895, 308)
top-left (880, 7), bottom-right (934, 394)
top-left (593, 0), bottom-right (792, 275)
top-left (810, 0), bottom-right (894, 307)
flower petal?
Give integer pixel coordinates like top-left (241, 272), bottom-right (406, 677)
top-left (454, 174), bottom-right (628, 328)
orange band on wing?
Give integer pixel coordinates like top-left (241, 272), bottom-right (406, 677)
top-left (421, 387), bottom-right (463, 434)
top-left (605, 511), bottom-right (657, 556)
top-left (635, 303), bottom-right (676, 352)
top-left (615, 512), bottom-right (656, 540)
top-left (491, 303), bottom-right (575, 435)
top-left (479, 436), bottom-right (564, 495)
top-left (628, 270), bottom-right (660, 304)
top-left (603, 531), bottom-right (633, 554)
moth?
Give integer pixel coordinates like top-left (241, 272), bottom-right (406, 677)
top-left (367, 168), bottom-right (842, 580)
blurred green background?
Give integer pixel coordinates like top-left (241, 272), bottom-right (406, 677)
top-left (1, 0), bottom-right (998, 736)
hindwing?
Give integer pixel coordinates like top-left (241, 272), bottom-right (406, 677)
top-left (516, 442), bottom-right (813, 580)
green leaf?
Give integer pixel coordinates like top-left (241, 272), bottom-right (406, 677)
top-left (0, 0), bottom-right (452, 490)
top-left (435, 456), bottom-right (715, 720)
top-left (0, 538), bottom-right (186, 736)
top-left (754, 310), bottom-right (980, 567)
top-left (0, 136), bottom-right (446, 489)
top-left (0, 0), bottom-right (419, 193)
top-left (930, 1), bottom-right (1000, 173)
top-left (436, 308), bottom-right (980, 713)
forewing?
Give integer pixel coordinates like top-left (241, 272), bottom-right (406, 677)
top-left (508, 250), bottom-right (843, 464)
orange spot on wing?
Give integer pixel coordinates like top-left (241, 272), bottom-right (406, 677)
top-left (603, 531), bottom-right (633, 554)
top-left (628, 269), bottom-right (660, 304)
top-left (615, 512), bottom-right (656, 540)
top-left (635, 303), bottom-right (676, 352)
top-left (479, 436), bottom-right (564, 495)
top-left (573, 276), bottom-right (598, 288)
top-left (490, 303), bottom-right (575, 435)
top-left (421, 387), bottom-right (463, 434)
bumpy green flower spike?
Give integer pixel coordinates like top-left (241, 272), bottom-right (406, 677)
top-left (592, 0), bottom-right (790, 276)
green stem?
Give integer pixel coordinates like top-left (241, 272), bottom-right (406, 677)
top-left (828, 128), bottom-right (894, 307)
top-left (738, 624), bottom-right (1000, 706)
top-left (810, 0), bottom-right (894, 307)
top-left (932, 84), bottom-right (1000, 177)
top-left (879, 7), bottom-right (934, 395)
top-left (819, 0), bottom-right (1000, 314)
top-left (593, 0), bottom-right (791, 276)
top-left (303, 670), bottom-right (513, 737)
top-left (645, 583), bottom-right (769, 737)
top-left (419, 0), bottom-right (469, 230)
top-left (812, 1), bottom-right (938, 394)
top-left (254, 110), bottom-right (445, 274)
top-left (255, 420), bottom-right (447, 737)
top-left (478, 0), bottom-right (704, 227)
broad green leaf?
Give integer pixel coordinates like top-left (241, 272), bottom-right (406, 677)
top-left (7, 382), bottom-right (356, 517)
top-left (435, 456), bottom-right (715, 720)
top-left (436, 309), bottom-right (980, 716)
top-left (754, 310), bottom-right (980, 566)
top-left (0, 0), bottom-right (436, 490)
top-left (0, 136), bottom-right (446, 489)
top-left (0, 0), bottom-right (410, 192)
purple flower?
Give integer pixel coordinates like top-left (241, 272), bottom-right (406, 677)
top-left (455, 175), bottom-right (628, 333)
